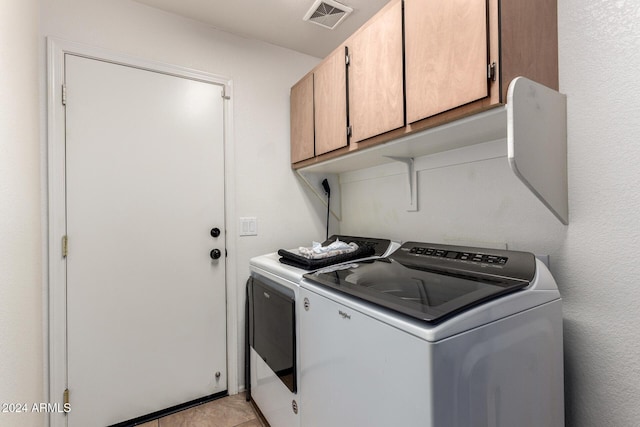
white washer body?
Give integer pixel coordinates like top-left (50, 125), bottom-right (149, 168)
top-left (299, 258), bottom-right (564, 427)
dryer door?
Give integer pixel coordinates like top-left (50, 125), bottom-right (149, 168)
top-left (248, 276), bottom-right (296, 392)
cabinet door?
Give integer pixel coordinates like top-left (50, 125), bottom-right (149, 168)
top-left (348, 0), bottom-right (404, 143)
top-left (314, 47), bottom-right (348, 156)
top-left (290, 73), bottom-right (314, 163)
top-left (405, 0), bottom-right (489, 123)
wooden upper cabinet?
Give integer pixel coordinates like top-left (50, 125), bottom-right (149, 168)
top-left (347, 0), bottom-right (404, 143)
top-left (405, 0), bottom-right (489, 124)
top-left (290, 0), bottom-right (558, 168)
top-left (290, 73), bottom-right (314, 163)
top-left (500, 0), bottom-right (559, 100)
top-left (314, 47), bottom-right (348, 156)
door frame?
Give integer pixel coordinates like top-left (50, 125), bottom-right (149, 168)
top-left (46, 37), bottom-right (239, 427)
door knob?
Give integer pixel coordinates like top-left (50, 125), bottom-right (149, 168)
top-left (210, 249), bottom-right (222, 259)
top-left (210, 228), bottom-right (221, 238)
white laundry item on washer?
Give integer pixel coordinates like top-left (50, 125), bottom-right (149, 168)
top-left (298, 239), bottom-right (358, 260)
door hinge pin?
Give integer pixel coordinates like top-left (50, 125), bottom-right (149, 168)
top-left (62, 84), bottom-right (67, 106)
top-left (345, 53), bottom-right (350, 66)
top-left (62, 235), bottom-right (68, 258)
top-left (221, 86), bottom-right (231, 100)
top-left (347, 125), bottom-right (352, 137)
top-left (63, 388), bottom-right (70, 406)
top-left (487, 62), bottom-right (497, 81)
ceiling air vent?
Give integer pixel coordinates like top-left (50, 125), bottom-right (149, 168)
top-left (303, 0), bottom-right (353, 30)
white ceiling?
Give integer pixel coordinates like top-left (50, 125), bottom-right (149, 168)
top-left (134, 0), bottom-right (390, 58)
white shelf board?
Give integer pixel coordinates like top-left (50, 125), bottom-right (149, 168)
top-left (296, 77), bottom-right (568, 224)
top-left (508, 77), bottom-right (568, 224)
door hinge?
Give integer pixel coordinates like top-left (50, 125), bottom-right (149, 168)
top-left (345, 53), bottom-right (350, 66)
top-left (62, 235), bottom-right (68, 258)
top-left (221, 85), bottom-right (230, 100)
top-left (62, 84), bottom-right (67, 106)
top-left (487, 62), bottom-right (497, 82)
top-left (347, 125), bottom-right (352, 137)
top-left (63, 388), bottom-right (70, 406)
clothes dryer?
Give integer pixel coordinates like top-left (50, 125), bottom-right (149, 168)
top-left (247, 235), bottom-right (399, 427)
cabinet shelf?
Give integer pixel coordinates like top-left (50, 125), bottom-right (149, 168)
top-left (297, 77), bottom-right (568, 224)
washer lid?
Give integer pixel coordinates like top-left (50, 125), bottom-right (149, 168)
top-left (304, 242), bottom-right (536, 324)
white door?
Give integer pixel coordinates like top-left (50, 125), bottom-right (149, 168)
top-left (64, 54), bottom-right (227, 426)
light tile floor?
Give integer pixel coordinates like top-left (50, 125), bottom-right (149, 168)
top-left (137, 393), bottom-right (265, 427)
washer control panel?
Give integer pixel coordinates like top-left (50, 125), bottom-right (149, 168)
top-left (408, 246), bottom-right (508, 265)
top-left (393, 242), bottom-right (536, 283)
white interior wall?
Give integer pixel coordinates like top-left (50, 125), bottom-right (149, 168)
top-left (340, 153), bottom-right (567, 250)
top-left (5, 0), bottom-right (635, 424)
top-left (339, 0), bottom-right (640, 425)
top-left (40, 0), bottom-right (322, 394)
top-left (0, 1), bottom-right (45, 426)
top-left (559, 1), bottom-right (640, 425)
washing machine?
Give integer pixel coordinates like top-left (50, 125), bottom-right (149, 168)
top-left (246, 235), bottom-right (399, 427)
top-left (299, 241), bottom-right (564, 427)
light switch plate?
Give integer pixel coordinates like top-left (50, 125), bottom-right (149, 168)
top-left (239, 217), bottom-right (257, 236)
